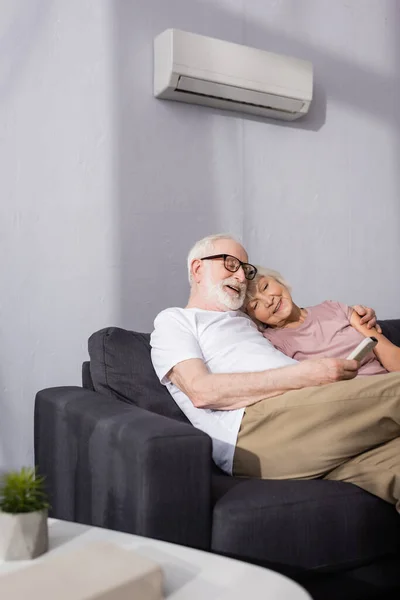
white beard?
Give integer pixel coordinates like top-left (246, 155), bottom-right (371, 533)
top-left (204, 270), bottom-right (246, 311)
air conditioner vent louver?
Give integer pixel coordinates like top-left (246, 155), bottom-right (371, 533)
top-left (175, 76), bottom-right (303, 115)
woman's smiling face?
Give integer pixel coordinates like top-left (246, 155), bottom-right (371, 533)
top-left (245, 276), bottom-right (294, 327)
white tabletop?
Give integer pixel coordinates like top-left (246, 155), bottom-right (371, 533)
top-left (0, 519), bottom-right (311, 599)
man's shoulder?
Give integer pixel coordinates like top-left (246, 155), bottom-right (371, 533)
top-left (154, 306), bottom-right (188, 328)
top-left (155, 306), bottom-right (185, 320)
top-left (151, 308), bottom-right (195, 351)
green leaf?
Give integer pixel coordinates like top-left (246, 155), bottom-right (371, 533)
top-left (0, 467), bottom-right (50, 514)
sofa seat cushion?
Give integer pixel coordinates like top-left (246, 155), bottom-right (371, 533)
top-left (88, 327), bottom-right (189, 423)
top-left (211, 477), bottom-right (400, 575)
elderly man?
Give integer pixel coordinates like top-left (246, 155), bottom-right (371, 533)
top-left (151, 234), bottom-right (400, 510)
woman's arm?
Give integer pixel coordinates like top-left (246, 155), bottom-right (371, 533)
top-left (350, 311), bottom-right (400, 371)
top-left (351, 304), bottom-right (382, 333)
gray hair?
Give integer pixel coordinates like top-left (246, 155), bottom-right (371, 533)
top-left (187, 233), bottom-right (242, 284)
top-left (245, 265), bottom-right (291, 303)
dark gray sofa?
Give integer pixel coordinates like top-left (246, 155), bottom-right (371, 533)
top-left (34, 320), bottom-right (400, 600)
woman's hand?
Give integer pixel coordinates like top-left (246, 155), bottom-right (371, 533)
top-left (352, 304), bottom-right (382, 333)
top-left (350, 311), bottom-right (400, 372)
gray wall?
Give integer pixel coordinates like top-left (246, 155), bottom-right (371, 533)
top-left (1, 0), bottom-right (399, 470)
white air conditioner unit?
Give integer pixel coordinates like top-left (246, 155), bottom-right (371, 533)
top-left (154, 29), bottom-right (313, 121)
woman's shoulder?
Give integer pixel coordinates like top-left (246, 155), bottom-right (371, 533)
top-left (308, 300), bottom-right (352, 320)
top-left (262, 326), bottom-right (283, 340)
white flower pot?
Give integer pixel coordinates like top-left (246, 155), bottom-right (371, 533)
top-left (0, 509), bottom-right (48, 560)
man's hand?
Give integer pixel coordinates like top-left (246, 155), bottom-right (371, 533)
top-left (298, 358), bottom-right (359, 387)
top-left (352, 304), bottom-right (382, 333)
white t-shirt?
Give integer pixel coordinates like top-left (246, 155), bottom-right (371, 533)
top-left (150, 307), bottom-right (297, 474)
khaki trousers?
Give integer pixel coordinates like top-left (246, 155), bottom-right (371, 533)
top-left (233, 372), bottom-right (400, 511)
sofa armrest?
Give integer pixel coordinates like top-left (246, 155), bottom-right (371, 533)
top-left (379, 319), bottom-right (400, 347)
top-left (34, 387), bottom-right (212, 549)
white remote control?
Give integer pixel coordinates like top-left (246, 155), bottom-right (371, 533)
top-left (347, 337), bottom-right (378, 361)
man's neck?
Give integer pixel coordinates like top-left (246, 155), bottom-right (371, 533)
top-left (186, 291), bottom-right (228, 312)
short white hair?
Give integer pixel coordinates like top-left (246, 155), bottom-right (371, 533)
top-left (245, 265), bottom-right (291, 302)
top-left (187, 233), bottom-right (242, 284)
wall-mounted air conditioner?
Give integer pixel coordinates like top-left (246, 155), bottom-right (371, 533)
top-left (154, 29), bottom-right (313, 121)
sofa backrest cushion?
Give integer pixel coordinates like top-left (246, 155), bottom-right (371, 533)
top-left (88, 321), bottom-right (399, 426)
top-left (88, 327), bottom-right (190, 423)
top-left (378, 320), bottom-right (400, 347)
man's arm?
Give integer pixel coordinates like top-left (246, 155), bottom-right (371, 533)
top-left (168, 357), bottom-right (359, 410)
top-left (350, 312), bottom-right (400, 372)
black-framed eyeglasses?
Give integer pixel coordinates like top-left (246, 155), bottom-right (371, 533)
top-left (201, 254), bottom-right (258, 281)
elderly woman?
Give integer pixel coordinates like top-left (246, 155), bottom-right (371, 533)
top-left (244, 267), bottom-right (400, 375)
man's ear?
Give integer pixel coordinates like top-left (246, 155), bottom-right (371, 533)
top-left (191, 259), bottom-right (203, 284)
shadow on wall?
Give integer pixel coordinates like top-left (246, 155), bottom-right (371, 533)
top-left (111, 0), bottom-right (400, 329)
top-left (236, 0), bottom-right (400, 313)
top-left (111, 0), bottom-right (245, 330)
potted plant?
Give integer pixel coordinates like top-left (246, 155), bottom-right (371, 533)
top-left (0, 466), bottom-right (49, 560)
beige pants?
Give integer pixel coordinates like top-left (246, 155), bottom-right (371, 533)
top-left (233, 372), bottom-right (400, 511)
